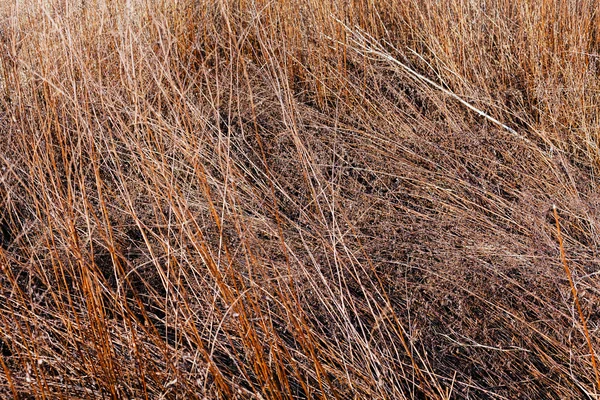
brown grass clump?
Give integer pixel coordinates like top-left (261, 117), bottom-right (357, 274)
top-left (1, 0), bottom-right (600, 398)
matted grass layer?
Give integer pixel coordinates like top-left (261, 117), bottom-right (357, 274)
top-left (1, 0), bottom-right (600, 398)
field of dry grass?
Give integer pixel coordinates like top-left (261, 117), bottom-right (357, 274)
top-left (2, 0), bottom-right (600, 398)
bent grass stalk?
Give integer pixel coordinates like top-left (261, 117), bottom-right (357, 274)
top-left (553, 205), bottom-right (600, 391)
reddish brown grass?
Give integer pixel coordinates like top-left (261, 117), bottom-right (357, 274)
top-left (553, 204), bottom-right (600, 392)
top-left (1, 0), bottom-right (600, 398)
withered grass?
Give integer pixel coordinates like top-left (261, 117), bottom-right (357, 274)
top-left (1, 0), bottom-right (600, 398)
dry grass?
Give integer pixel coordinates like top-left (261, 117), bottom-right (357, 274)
top-left (1, 0), bottom-right (600, 398)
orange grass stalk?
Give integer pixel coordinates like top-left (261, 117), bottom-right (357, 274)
top-left (553, 204), bottom-right (600, 391)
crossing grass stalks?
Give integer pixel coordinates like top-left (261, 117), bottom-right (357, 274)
top-left (1, 0), bottom-right (600, 398)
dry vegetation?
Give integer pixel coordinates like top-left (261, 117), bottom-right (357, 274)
top-left (1, 0), bottom-right (600, 398)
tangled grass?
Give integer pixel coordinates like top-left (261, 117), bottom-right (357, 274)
top-left (2, 0), bottom-right (600, 398)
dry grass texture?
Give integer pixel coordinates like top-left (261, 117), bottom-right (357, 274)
top-left (1, 0), bottom-right (600, 398)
